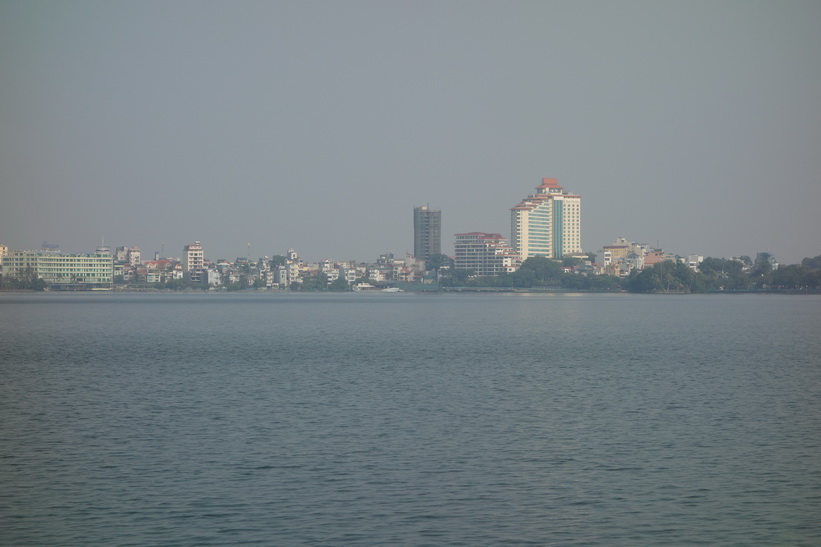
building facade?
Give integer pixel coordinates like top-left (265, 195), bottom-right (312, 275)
top-left (454, 232), bottom-right (519, 276)
top-left (3, 249), bottom-right (113, 289)
top-left (115, 246), bottom-right (142, 266)
top-left (510, 178), bottom-right (581, 260)
top-left (413, 205), bottom-right (441, 262)
top-left (183, 241), bottom-right (204, 281)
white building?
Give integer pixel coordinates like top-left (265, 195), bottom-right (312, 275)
top-left (205, 268), bottom-right (221, 287)
top-left (0, 244), bottom-right (8, 274)
top-left (3, 248), bottom-right (113, 289)
top-left (454, 232), bottom-right (519, 276)
top-left (114, 246), bottom-right (142, 266)
top-left (127, 248), bottom-right (141, 266)
top-left (511, 178), bottom-right (582, 260)
top-left (684, 255), bottom-right (704, 271)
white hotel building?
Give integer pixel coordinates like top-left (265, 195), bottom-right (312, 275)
top-left (510, 178), bottom-right (582, 260)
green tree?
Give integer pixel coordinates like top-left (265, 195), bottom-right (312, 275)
top-left (440, 268), bottom-right (473, 287)
top-left (252, 278), bottom-right (267, 289)
top-left (560, 272), bottom-right (622, 291)
top-left (511, 256), bottom-right (562, 287)
top-left (751, 257), bottom-right (773, 288)
top-left (165, 278), bottom-right (188, 291)
top-left (299, 273), bottom-right (329, 291)
top-left (627, 260), bottom-right (707, 293)
top-left (591, 274), bottom-right (624, 291)
top-left (771, 265), bottom-right (797, 288)
top-left (698, 257), bottom-right (745, 290)
top-left (801, 255), bottom-right (821, 270)
top-left (510, 267), bottom-right (537, 288)
top-left (14, 267), bottom-right (48, 290)
top-left (804, 268), bottom-right (821, 289)
top-left (425, 254), bottom-right (453, 271)
top-left (353, 276), bottom-right (371, 286)
top-left (329, 277), bottom-right (350, 291)
top-left (0, 267), bottom-right (48, 291)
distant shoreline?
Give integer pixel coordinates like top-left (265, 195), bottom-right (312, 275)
top-left (3, 288), bottom-right (820, 296)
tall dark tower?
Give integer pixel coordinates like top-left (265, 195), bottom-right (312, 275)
top-left (413, 205), bottom-right (441, 262)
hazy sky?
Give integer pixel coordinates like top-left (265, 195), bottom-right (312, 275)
top-left (2, 1), bottom-right (819, 264)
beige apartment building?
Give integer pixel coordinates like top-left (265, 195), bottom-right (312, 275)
top-left (183, 241), bottom-right (204, 282)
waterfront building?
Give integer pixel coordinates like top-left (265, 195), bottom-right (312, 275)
top-left (183, 241), bottom-right (204, 282)
top-left (454, 232), bottom-right (519, 276)
top-left (271, 249), bottom-right (302, 288)
top-left (183, 241), bottom-right (204, 272)
top-left (413, 205), bottom-right (441, 262)
top-left (643, 250), bottom-right (674, 268)
top-left (510, 178), bottom-right (581, 260)
top-left (143, 259), bottom-right (175, 284)
top-left (597, 237), bottom-right (659, 275)
top-left (115, 246), bottom-right (142, 266)
top-left (684, 255), bottom-right (704, 271)
top-left (3, 248), bottom-right (113, 289)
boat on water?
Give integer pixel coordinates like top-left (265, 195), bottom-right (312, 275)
top-left (352, 283), bottom-right (404, 293)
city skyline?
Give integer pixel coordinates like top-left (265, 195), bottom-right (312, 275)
top-left (1, 2), bottom-right (819, 264)
top-left (0, 175), bottom-right (811, 267)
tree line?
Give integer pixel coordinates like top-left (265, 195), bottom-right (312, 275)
top-left (433, 254), bottom-right (821, 293)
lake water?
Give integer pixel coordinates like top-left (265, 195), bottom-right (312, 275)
top-left (1, 292), bottom-right (820, 545)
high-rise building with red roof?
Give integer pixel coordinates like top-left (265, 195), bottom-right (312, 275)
top-left (510, 178), bottom-right (581, 260)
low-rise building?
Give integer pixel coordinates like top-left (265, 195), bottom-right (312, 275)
top-left (454, 232), bottom-right (519, 276)
top-left (3, 248), bottom-right (113, 289)
top-left (0, 244), bottom-right (8, 275)
top-left (597, 237), bottom-right (662, 275)
top-left (643, 250), bottom-right (673, 267)
top-left (684, 255), bottom-right (704, 271)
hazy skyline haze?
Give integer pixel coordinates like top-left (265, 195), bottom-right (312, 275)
top-left (1, 1), bottom-right (819, 263)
